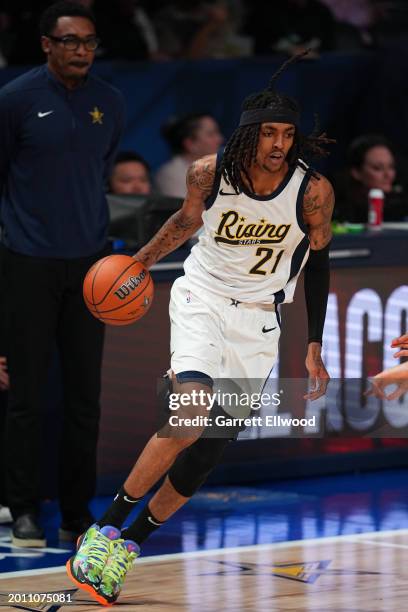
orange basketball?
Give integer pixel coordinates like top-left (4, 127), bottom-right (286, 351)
top-left (83, 254), bottom-right (154, 326)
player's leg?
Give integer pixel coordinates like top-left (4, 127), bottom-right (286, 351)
top-left (98, 300), bottom-right (282, 604)
top-left (66, 375), bottom-right (213, 601)
top-left (4, 250), bottom-right (61, 546)
top-left (66, 277), bottom-right (223, 602)
top-left (95, 392), bottom-right (241, 605)
top-left (96, 434), bottom-right (231, 605)
top-left (221, 302), bottom-right (280, 383)
top-left (125, 433), bottom-right (231, 529)
top-left (95, 276), bottom-right (223, 529)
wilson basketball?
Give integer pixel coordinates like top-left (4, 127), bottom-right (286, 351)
top-left (83, 254), bottom-right (154, 326)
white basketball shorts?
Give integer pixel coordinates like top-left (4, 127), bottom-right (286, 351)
top-left (169, 275), bottom-right (280, 383)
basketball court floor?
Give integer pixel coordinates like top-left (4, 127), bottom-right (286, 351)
top-left (1, 468), bottom-right (407, 610)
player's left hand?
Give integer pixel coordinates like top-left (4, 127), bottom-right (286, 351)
top-left (304, 342), bottom-right (330, 400)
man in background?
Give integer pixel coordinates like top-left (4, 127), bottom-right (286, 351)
top-left (0, 0), bottom-right (125, 547)
top-left (109, 151), bottom-right (152, 195)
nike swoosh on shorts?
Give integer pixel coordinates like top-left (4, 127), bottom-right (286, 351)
top-left (262, 326), bottom-right (277, 333)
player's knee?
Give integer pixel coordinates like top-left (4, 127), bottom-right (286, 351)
top-left (166, 435), bottom-right (201, 453)
top-left (168, 437), bottom-right (230, 497)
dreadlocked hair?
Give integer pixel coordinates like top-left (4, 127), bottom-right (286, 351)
top-left (220, 50), bottom-right (335, 194)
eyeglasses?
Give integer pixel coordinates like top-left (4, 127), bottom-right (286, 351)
top-left (46, 34), bottom-right (100, 51)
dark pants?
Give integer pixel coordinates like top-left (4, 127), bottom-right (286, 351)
top-left (4, 247), bottom-right (108, 521)
top-left (0, 391), bottom-right (7, 506)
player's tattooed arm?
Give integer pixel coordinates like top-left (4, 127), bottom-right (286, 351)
top-left (302, 174), bottom-right (335, 250)
top-left (302, 174), bottom-right (333, 399)
top-left (186, 154), bottom-right (217, 198)
top-left (134, 155), bottom-right (216, 269)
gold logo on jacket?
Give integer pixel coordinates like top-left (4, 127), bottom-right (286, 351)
top-left (214, 210), bottom-right (291, 245)
top-left (89, 106), bottom-right (104, 124)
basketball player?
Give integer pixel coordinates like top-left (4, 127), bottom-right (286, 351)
top-left (67, 53), bottom-right (335, 605)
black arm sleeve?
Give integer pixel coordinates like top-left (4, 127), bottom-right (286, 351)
top-left (304, 242), bottom-right (330, 345)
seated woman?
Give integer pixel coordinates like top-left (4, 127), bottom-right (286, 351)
top-left (333, 134), bottom-right (407, 223)
top-left (155, 112), bottom-right (223, 198)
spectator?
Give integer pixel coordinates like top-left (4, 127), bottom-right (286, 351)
top-left (244, 0), bottom-right (335, 57)
top-left (94, 0), bottom-right (160, 61)
top-left (0, 1), bottom-right (125, 547)
top-left (109, 152), bottom-right (152, 195)
top-left (156, 112), bottom-right (223, 198)
top-left (333, 134), bottom-right (407, 223)
top-left (151, 0), bottom-right (232, 59)
top-left (2, 1), bottom-right (160, 64)
top-left (320, 0), bottom-right (379, 48)
top-left (0, 2), bottom-right (49, 66)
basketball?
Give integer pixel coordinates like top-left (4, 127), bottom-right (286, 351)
top-left (83, 254), bottom-right (154, 326)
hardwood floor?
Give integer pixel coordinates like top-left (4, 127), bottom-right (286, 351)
top-left (1, 529), bottom-right (407, 611)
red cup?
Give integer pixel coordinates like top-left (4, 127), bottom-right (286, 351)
top-left (368, 188), bottom-right (384, 230)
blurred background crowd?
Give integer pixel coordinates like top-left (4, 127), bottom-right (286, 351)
top-left (1, 0), bottom-right (408, 222)
top-left (1, 0), bottom-right (408, 64)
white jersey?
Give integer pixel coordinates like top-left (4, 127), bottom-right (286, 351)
top-left (184, 156), bottom-right (312, 304)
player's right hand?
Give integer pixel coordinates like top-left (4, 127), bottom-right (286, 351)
top-left (304, 343), bottom-right (330, 401)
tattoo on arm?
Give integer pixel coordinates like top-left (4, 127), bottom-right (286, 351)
top-left (304, 179), bottom-right (335, 250)
top-left (187, 160), bottom-right (215, 197)
top-left (309, 220), bottom-right (332, 249)
top-left (303, 182), bottom-right (321, 215)
top-left (135, 158), bottom-right (214, 268)
top-left (303, 178), bottom-right (333, 218)
top-left (136, 209), bottom-right (200, 269)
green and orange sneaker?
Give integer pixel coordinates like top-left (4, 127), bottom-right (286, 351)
top-left (66, 524), bottom-right (121, 605)
top-left (97, 538), bottom-right (140, 605)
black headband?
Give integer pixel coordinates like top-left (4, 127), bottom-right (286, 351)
top-left (239, 108), bottom-right (300, 127)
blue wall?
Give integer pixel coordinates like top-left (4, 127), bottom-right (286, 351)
top-left (0, 52), bottom-right (382, 174)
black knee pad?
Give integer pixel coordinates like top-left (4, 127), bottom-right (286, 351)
top-left (206, 400), bottom-right (248, 438)
top-left (168, 437), bottom-right (230, 497)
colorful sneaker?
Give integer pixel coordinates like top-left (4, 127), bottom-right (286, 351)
top-left (97, 538), bottom-right (140, 605)
top-left (66, 524), bottom-right (121, 605)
